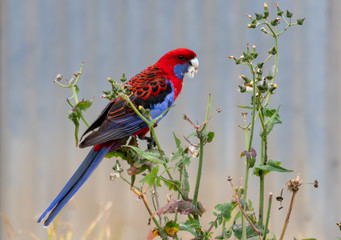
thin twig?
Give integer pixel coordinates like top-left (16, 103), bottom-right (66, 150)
top-left (228, 179), bottom-right (261, 239)
top-left (279, 191), bottom-right (297, 240)
top-left (153, 183), bottom-right (162, 224)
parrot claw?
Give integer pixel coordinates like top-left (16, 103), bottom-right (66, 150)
top-left (138, 135), bottom-right (156, 149)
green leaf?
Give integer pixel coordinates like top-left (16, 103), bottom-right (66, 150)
top-left (139, 165), bottom-right (159, 185)
top-left (175, 155), bottom-right (192, 169)
top-left (232, 223), bottom-right (260, 240)
top-left (296, 18), bottom-right (305, 25)
top-left (260, 107), bottom-right (281, 137)
top-left (262, 107), bottom-right (282, 124)
top-left (160, 177), bottom-right (181, 191)
top-left (253, 160), bottom-right (293, 176)
top-left (182, 217), bottom-right (202, 229)
top-left (164, 220), bottom-right (180, 237)
top-left (67, 111), bottom-right (80, 146)
top-left (207, 131), bottom-right (215, 143)
top-left (179, 218), bottom-right (201, 235)
top-left (105, 150), bottom-right (126, 159)
top-left (171, 133), bottom-right (183, 161)
top-left (286, 10), bottom-right (293, 18)
top-left (215, 202), bottom-right (236, 221)
top-left (173, 132), bottom-right (182, 151)
top-left (124, 145), bottom-right (164, 163)
top-left (76, 98), bottom-right (94, 111)
top-left (237, 105), bottom-right (253, 109)
top-left (183, 166), bottom-right (190, 198)
top-left (74, 84), bottom-right (79, 94)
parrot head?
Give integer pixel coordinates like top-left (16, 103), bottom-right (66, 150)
top-left (157, 48), bottom-right (199, 79)
top-left (156, 48), bottom-right (199, 98)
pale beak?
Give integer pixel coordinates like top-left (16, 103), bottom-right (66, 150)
top-left (185, 57), bottom-right (199, 78)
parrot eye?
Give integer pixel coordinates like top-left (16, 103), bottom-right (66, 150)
top-left (178, 55), bottom-right (185, 60)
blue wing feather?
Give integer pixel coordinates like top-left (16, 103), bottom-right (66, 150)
top-left (38, 145), bottom-right (112, 226)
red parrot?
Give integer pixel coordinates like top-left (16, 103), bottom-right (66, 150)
top-left (38, 48), bottom-right (199, 227)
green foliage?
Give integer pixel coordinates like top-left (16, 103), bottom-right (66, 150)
top-left (253, 160), bottom-right (293, 176)
top-left (140, 165), bottom-right (160, 186)
top-left (228, 2), bottom-right (307, 240)
top-left (215, 202), bottom-right (236, 222)
top-left (67, 98), bottom-right (94, 145)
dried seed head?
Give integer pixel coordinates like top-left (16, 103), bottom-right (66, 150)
top-left (55, 74), bottom-right (63, 81)
top-left (314, 179), bottom-right (319, 188)
top-left (286, 175), bottom-right (302, 192)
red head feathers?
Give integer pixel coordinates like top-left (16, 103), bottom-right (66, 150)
top-left (155, 48), bottom-right (198, 99)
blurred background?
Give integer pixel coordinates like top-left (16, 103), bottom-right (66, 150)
top-left (1, 0), bottom-right (340, 239)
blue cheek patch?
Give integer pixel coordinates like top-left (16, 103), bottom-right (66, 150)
top-left (173, 62), bottom-right (190, 79)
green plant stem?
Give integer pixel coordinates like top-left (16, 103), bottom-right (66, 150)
top-left (152, 184), bottom-right (163, 224)
top-left (264, 26), bottom-right (279, 107)
top-left (120, 176), bottom-right (142, 192)
top-left (258, 108), bottom-right (266, 226)
top-left (221, 218), bottom-right (226, 237)
top-left (262, 193), bottom-right (273, 240)
top-left (174, 167), bottom-right (184, 222)
top-left (192, 135), bottom-right (204, 212)
top-left (242, 67), bottom-right (256, 240)
top-left (259, 174), bottom-right (264, 226)
top-left (192, 94), bottom-right (211, 211)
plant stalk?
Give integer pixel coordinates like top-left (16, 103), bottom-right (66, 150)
top-left (279, 191), bottom-right (297, 240)
top-left (262, 193), bottom-right (273, 240)
top-left (242, 67), bottom-right (256, 240)
top-left (193, 94), bottom-right (211, 211)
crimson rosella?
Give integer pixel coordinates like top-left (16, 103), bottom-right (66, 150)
top-left (38, 48), bottom-right (199, 227)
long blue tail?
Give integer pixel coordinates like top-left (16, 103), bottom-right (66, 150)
top-left (38, 145), bottom-right (112, 227)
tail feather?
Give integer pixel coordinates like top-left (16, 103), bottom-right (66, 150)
top-left (38, 145), bottom-right (112, 227)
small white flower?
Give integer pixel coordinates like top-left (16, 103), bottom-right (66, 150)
top-left (188, 145), bottom-right (200, 158)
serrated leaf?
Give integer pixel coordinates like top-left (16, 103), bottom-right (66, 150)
top-left (262, 107), bottom-right (282, 124)
top-left (76, 98), bottom-right (94, 111)
top-left (171, 132), bottom-right (183, 161)
top-left (260, 107), bottom-right (281, 136)
top-left (140, 165), bottom-right (159, 185)
top-left (175, 155), bottom-right (191, 168)
top-left (253, 160), bottom-right (293, 176)
top-left (160, 177), bottom-right (181, 191)
top-left (215, 202), bottom-right (235, 221)
top-left (173, 132), bottom-right (182, 151)
top-left (183, 218), bottom-right (201, 229)
top-left (178, 223), bottom-right (196, 235)
top-left (124, 145), bottom-right (164, 163)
